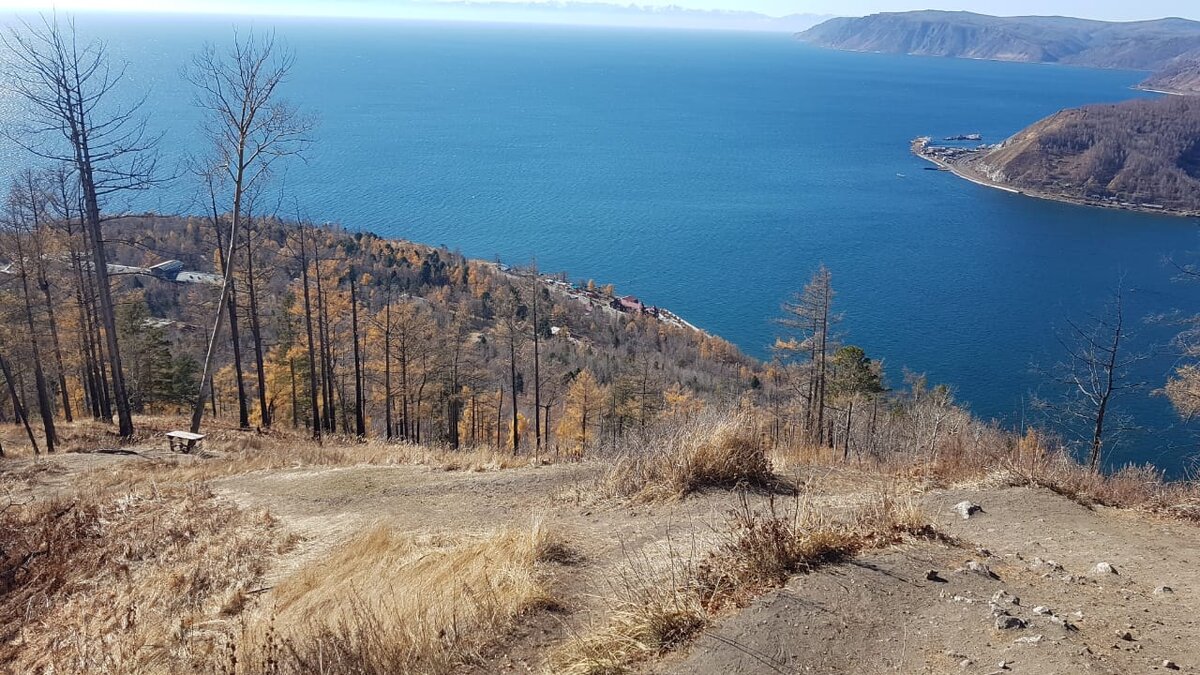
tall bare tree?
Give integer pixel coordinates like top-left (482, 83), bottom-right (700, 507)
top-left (295, 224), bottom-right (322, 442)
top-left (349, 270), bottom-right (366, 440)
top-left (496, 285), bottom-right (527, 453)
top-left (186, 29), bottom-right (312, 438)
top-left (3, 14), bottom-right (162, 438)
top-left (1043, 286), bottom-right (1145, 471)
top-left (2, 178), bottom-right (56, 451)
top-left (776, 265), bottom-right (839, 446)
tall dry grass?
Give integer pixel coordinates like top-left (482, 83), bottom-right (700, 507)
top-left (0, 483), bottom-right (286, 673)
top-left (228, 519), bottom-right (564, 674)
top-left (601, 410), bottom-right (776, 502)
top-left (1000, 429), bottom-right (1200, 520)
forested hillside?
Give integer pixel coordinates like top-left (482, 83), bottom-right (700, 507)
top-left (974, 95), bottom-right (1200, 212)
top-left (1141, 55), bottom-right (1200, 94)
top-left (798, 11), bottom-right (1200, 85)
top-left (2, 204), bottom-right (762, 453)
top-left (0, 18), bottom-right (930, 465)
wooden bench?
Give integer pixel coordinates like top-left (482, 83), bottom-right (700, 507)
top-left (166, 431), bottom-right (206, 454)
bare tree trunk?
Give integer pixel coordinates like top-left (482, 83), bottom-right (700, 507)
top-left (217, 217), bottom-right (250, 429)
top-left (31, 230), bottom-right (72, 423)
top-left (289, 356), bottom-right (299, 429)
top-left (189, 208), bottom-right (242, 441)
top-left (298, 227), bottom-right (321, 442)
top-left (0, 353), bottom-right (39, 455)
top-left (384, 287), bottom-right (394, 440)
top-left (509, 333), bottom-right (519, 453)
top-left (313, 245), bottom-right (335, 433)
top-left (350, 272), bottom-right (366, 439)
top-left (1089, 302), bottom-right (1124, 472)
top-left (11, 223), bottom-right (56, 452)
top-left (71, 254), bottom-right (101, 419)
top-left (186, 30), bottom-right (309, 436)
top-left (532, 283), bottom-right (541, 451)
top-left (843, 399), bottom-right (853, 461)
top-left (244, 217), bottom-right (270, 428)
top-left (496, 387), bottom-right (503, 450)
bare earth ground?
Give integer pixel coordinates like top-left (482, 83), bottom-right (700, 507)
top-left (662, 487), bottom-right (1199, 675)
top-left (6, 450), bottom-right (1199, 674)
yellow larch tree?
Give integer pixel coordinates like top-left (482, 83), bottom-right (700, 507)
top-left (555, 369), bottom-right (607, 458)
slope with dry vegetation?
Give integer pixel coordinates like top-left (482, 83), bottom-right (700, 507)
top-left (3, 405), bottom-right (1198, 674)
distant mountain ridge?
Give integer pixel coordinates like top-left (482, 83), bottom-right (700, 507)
top-left (799, 11), bottom-right (1200, 84)
top-left (98, 0), bottom-right (833, 32)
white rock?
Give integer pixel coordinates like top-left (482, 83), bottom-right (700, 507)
top-left (960, 560), bottom-right (1000, 580)
top-left (1014, 634), bottom-right (1044, 644)
top-left (953, 501), bottom-right (983, 519)
top-left (1032, 605), bottom-right (1052, 616)
top-left (1091, 562), bottom-right (1118, 575)
top-left (1154, 586), bottom-right (1174, 595)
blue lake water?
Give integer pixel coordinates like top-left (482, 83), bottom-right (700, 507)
top-left (1, 16), bottom-right (1197, 472)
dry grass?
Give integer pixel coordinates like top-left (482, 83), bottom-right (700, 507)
top-left (552, 487), bottom-right (937, 675)
top-left (0, 483), bottom-right (286, 673)
top-left (1000, 430), bottom-right (1200, 520)
top-left (44, 426), bottom-right (540, 495)
top-left (228, 519), bottom-right (564, 674)
top-left (602, 411), bottom-right (776, 502)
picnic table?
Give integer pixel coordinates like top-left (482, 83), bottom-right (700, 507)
top-left (166, 430), bottom-right (206, 453)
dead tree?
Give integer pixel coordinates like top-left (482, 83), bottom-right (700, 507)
top-left (776, 265), bottom-right (839, 446)
top-left (27, 175), bottom-right (73, 424)
top-left (3, 15), bottom-right (162, 438)
top-left (1044, 286), bottom-right (1145, 471)
top-left (0, 352), bottom-right (39, 455)
top-left (296, 224), bottom-right (321, 442)
top-left (186, 28), bottom-right (311, 437)
top-left (2, 181), bottom-right (56, 451)
top-left (349, 271), bottom-right (366, 440)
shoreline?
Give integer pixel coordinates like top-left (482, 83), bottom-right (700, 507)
top-left (486, 261), bottom-right (712, 338)
top-left (1133, 85), bottom-right (1190, 97)
top-left (911, 137), bottom-right (1200, 220)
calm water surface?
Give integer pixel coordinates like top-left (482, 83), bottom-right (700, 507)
top-left (1, 17), bottom-right (1197, 471)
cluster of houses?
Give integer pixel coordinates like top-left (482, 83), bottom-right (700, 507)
top-left (491, 262), bottom-right (707, 336)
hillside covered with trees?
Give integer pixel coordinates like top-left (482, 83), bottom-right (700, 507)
top-left (798, 11), bottom-right (1200, 89)
top-left (1141, 55), bottom-right (1200, 94)
top-left (973, 95), bottom-right (1200, 212)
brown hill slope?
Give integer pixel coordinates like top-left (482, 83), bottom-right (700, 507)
top-left (799, 12), bottom-right (1200, 70)
top-left (1142, 55), bottom-right (1200, 94)
top-left (976, 95), bottom-right (1200, 212)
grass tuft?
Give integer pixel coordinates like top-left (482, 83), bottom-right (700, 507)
top-left (602, 410), bottom-right (777, 502)
top-left (229, 519), bottom-right (562, 674)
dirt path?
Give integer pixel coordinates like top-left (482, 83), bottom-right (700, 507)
top-left (215, 463), bottom-right (753, 671)
top-left (661, 486), bottom-right (1199, 675)
top-left (16, 449), bottom-right (1196, 673)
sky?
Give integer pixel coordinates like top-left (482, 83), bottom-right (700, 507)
top-left (0, 0), bottom-right (1197, 22)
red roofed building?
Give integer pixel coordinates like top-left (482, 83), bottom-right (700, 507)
top-left (618, 295), bottom-right (645, 313)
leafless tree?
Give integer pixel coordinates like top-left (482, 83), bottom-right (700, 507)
top-left (775, 265), bottom-right (840, 446)
top-left (1041, 286), bottom-right (1146, 471)
top-left (3, 14), bottom-right (162, 437)
top-left (186, 29), bottom-right (312, 438)
top-left (1, 179), bottom-right (56, 451)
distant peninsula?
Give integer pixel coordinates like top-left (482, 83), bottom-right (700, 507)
top-left (913, 96), bottom-right (1200, 216)
top-left (798, 11), bottom-right (1200, 92)
top-left (1142, 56), bottom-right (1200, 94)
